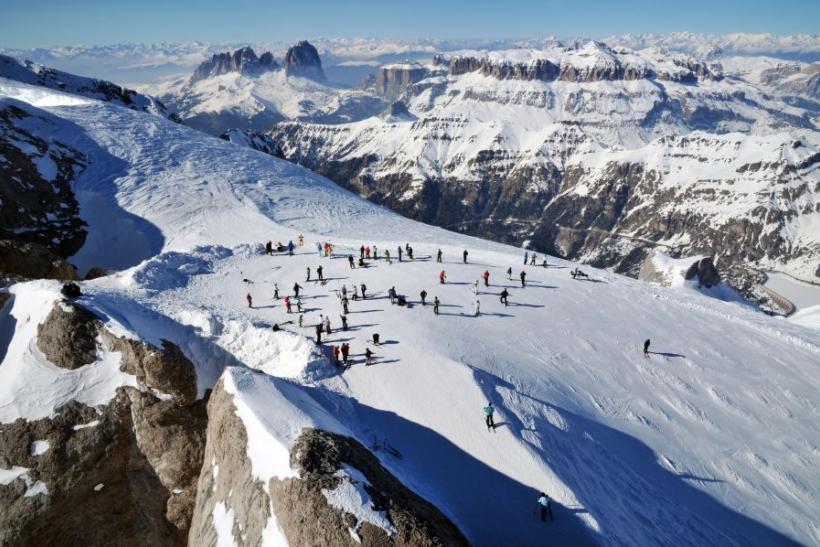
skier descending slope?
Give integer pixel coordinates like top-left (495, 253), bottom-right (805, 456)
top-left (293, 282), bottom-right (302, 298)
top-left (500, 289), bottom-right (509, 306)
top-left (520, 271), bottom-right (527, 287)
top-left (440, 270), bottom-right (447, 284)
top-left (437, 248), bottom-right (443, 263)
top-left (463, 249), bottom-right (469, 264)
top-left (474, 299), bottom-right (481, 317)
top-left (644, 339), bottom-right (651, 356)
top-left (433, 296), bottom-right (440, 315)
top-left (484, 402), bottom-right (495, 431)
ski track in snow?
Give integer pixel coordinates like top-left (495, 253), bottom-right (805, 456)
top-left (1, 79), bottom-right (819, 546)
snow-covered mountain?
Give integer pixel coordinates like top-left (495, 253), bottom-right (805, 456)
top-left (141, 42), bottom-right (386, 134)
top-left (2, 61), bottom-right (820, 546)
top-left (263, 41), bottom-right (820, 289)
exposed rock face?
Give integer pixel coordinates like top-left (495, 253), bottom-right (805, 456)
top-left (684, 257), bottom-right (721, 288)
top-left (191, 47), bottom-right (278, 83)
top-left (0, 240), bottom-right (77, 280)
top-left (1, 101), bottom-right (87, 259)
top-left (36, 301), bottom-right (99, 369)
top-left (220, 128), bottom-right (284, 158)
top-left (84, 266), bottom-right (108, 280)
top-left (190, 381), bottom-right (467, 546)
top-left (284, 41), bottom-right (325, 81)
top-left (366, 63), bottom-right (428, 101)
top-left (1, 301), bottom-right (206, 546)
top-left (0, 54), bottom-right (174, 118)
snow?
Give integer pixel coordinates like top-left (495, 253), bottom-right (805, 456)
top-left (1, 75), bottom-right (819, 546)
top-left (0, 466), bottom-right (49, 497)
top-left (322, 464), bottom-right (397, 537)
top-left (0, 466), bottom-right (29, 485)
top-left (212, 501), bottom-right (237, 547)
top-left (72, 420), bottom-right (100, 430)
top-left (30, 440), bottom-right (50, 456)
top-left (765, 272), bottom-right (820, 311)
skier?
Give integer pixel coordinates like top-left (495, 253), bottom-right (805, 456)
top-left (353, 285), bottom-right (359, 300)
top-left (348, 255), bottom-right (355, 269)
top-left (643, 339), bottom-right (651, 356)
top-left (360, 245), bottom-right (365, 259)
top-left (306, 267), bottom-right (311, 281)
top-left (315, 323), bottom-right (322, 344)
top-left (407, 246), bottom-right (414, 260)
top-left (272, 323), bottom-right (280, 332)
top-left (474, 279), bottom-right (480, 295)
top-left (298, 234), bottom-right (304, 246)
top-left (246, 293), bottom-right (253, 308)
top-left (341, 343), bottom-right (350, 366)
top-left (433, 296), bottom-right (440, 315)
top-left (372, 333), bottom-right (380, 345)
top-left (293, 282), bottom-right (302, 298)
top-left (316, 242), bottom-right (323, 256)
top-left (317, 265), bottom-right (324, 281)
top-left (474, 299), bottom-right (480, 317)
top-left (296, 298), bottom-right (303, 313)
top-left (500, 289), bottom-right (509, 306)
top-left (324, 317), bottom-right (331, 335)
top-left (284, 296), bottom-right (292, 313)
top-left (420, 289), bottom-right (427, 306)
top-left (273, 283), bottom-right (280, 300)
top-left (483, 402), bottom-right (495, 431)
top-left (436, 249), bottom-right (443, 263)
top-left (463, 249), bottom-right (468, 264)
top-left (571, 268), bottom-right (589, 280)
top-left (398, 246), bottom-right (403, 262)
top-left (298, 314), bottom-right (304, 328)
top-left (365, 246), bottom-right (371, 259)
top-left (530, 253), bottom-right (537, 266)
top-left (385, 249), bottom-right (391, 264)
top-left (360, 283), bottom-right (367, 299)
top-left (365, 348), bottom-right (374, 366)
top-left (388, 286), bottom-right (397, 304)
top-left (520, 270), bottom-right (527, 287)
top-left (507, 266), bottom-right (513, 280)
top-left (439, 270), bottom-right (447, 284)
top-left (482, 270), bottom-right (490, 287)
top-left (542, 258), bottom-right (548, 268)
top-left (536, 493), bottom-right (553, 522)
top-left (524, 251), bottom-right (528, 265)
top-left (332, 345), bottom-right (340, 366)
top-left (342, 296), bottom-right (349, 314)
top-left (341, 284), bottom-right (348, 298)
top-left (341, 314), bottom-right (348, 331)
top-left (373, 245), bottom-right (378, 259)
top-left (287, 240), bottom-right (294, 256)
top-left (265, 241), bottom-right (273, 255)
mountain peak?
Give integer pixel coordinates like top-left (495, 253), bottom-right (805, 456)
top-left (191, 46), bottom-right (278, 82)
top-left (284, 40), bottom-right (325, 81)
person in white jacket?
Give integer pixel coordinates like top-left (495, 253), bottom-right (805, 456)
top-left (474, 299), bottom-right (481, 317)
top-left (537, 492), bottom-right (553, 522)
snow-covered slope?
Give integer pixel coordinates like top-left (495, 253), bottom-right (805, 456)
top-left (2, 74), bottom-right (820, 546)
top-left (268, 41), bottom-right (820, 286)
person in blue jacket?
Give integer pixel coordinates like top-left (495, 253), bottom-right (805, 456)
top-left (483, 402), bottom-right (495, 431)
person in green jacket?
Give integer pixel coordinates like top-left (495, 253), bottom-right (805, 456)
top-left (483, 402), bottom-right (495, 431)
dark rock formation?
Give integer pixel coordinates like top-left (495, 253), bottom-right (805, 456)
top-left (84, 267), bottom-right (108, 280)
top-left (0, 300), bottom-right (207, 546)
top-left (37, 301), bottom-right (99, 370)
top-left (684, 257), bottom-right (721, 288)
top-left (284, 41), bottom-right (325, 81)
top-left (191, 47), bottom-right (278, 83)
top-left (365, 63), bottom-right (428, 101)
top-left (1, 101), bottom-right (87, 259)
top-left (220, 128), bottom-right (285, 158)
top-left (0, 240), bottom-right (77, 280)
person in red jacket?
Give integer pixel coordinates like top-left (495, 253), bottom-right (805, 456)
top-left (284, 296), bottom-right (292, 313)
top-left (482, 270), bottom-right (490, 287)
top-left (439, 270), bottom-right (447, 284)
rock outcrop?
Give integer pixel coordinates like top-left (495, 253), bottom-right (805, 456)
top-left (1, 301), bottom-right (206, 546)
top-left (190, 380), bottom-right (467, 546)
top-left (284, 41), bottom-right (325, 81)
top-left (684, 257), bottom-right (721, 288)
top-left (190, 47), bottom-right (278, 83)
top-left (366, 63), bottom-right (428, 101)
top-left (1, 101), bottom-right (87, 259)
top-left (0, 240), bottom-right (77, 280)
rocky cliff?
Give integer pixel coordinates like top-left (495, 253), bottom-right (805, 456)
top-left (365, 63), bottom-right (429, 100)
top-left (191, 47), bottom-right (278, 83)
top-left (284, 41), bottom-right (326, 81)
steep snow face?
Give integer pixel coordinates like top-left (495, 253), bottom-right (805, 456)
top-left (268, 43), bottom-right (820, 284)
top-left (2, 75), bottom-right (820, 546)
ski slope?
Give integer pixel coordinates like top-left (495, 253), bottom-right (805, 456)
top-left (1, 77), bottom-right (819, 546)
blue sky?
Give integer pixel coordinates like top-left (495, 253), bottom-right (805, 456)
top-left (1, 0), bottom-right (817, 48)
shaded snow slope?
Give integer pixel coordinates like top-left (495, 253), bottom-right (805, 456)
top-left (2, 77), bottom-right (819, 546)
